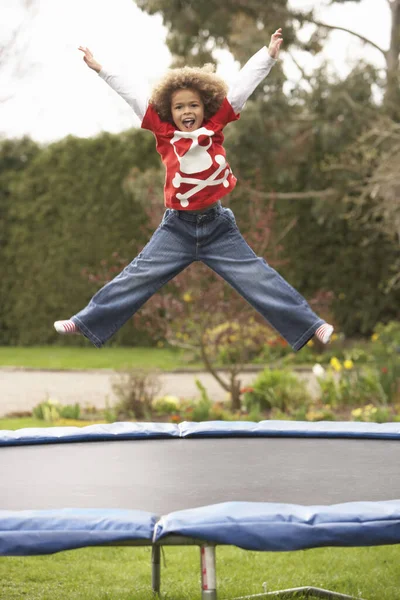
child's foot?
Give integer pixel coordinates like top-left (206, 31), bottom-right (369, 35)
top-left (314, 323), bottom-right (334, 344)
top-left (54, 320), bottom-right (80, 335)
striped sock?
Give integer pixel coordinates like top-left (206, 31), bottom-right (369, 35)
top-left (314, 323), bottom-right (334, 344)
top-left (54, 320), bottom-right (80, 335)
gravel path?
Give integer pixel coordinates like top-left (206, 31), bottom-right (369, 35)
top-left (0, 367), bottom-right (318, 417)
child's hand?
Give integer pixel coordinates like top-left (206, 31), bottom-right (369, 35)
top-left (78, 46), bottom-right (102, 73)
top-left (268, 28), bottom-right (283, 59)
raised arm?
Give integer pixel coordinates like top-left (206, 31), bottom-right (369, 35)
top-left (78, 46), bottom-right (149, 122)
top-left (227, 28), bottom-right (283, 115)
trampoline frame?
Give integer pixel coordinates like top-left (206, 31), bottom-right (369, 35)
top-left (96, 535), bottom-right (366, 599)
top-left (108, 537), bottom-right (365, 599)
top-left (2, 420), bottom-right (399, 600)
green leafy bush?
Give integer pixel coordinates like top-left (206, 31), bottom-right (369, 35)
top-left (32, 399), bottom-right (80, 422)
top-left (351, 404), bottom-right (392, 423)
top-left (315, 361), bottom-right (387, 407)
top-left (369, 321), bottom-right (400, 403)
top-left (59, 403), bottom-right (81, 420)
top-left (243, 369), bottom-right (311, 413)
top-left (192, 379), bottom-right (212, 421)
top-left (152, 395), bottom-right (180, 416)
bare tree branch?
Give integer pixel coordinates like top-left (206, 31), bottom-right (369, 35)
top-left (200, 332), bottom-right (230, 393)
top-left (287, 50), bottom-right (314, 91)
top-left (296, 16), bottom-right (387, 57)
top-left (242, 186), bottom-right (338, 200)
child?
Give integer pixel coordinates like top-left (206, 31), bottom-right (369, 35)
top-left (54, 29), bottom-right (333, 349)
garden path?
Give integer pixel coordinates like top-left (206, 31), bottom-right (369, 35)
top-left (0, 367), bottom-right (318, 417)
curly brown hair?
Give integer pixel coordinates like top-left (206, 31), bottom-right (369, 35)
top-left (149, 64), bottom-right (228, 124)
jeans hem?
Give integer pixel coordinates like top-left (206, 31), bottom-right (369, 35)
top-left (292, 319), bottom-right (325, 352)
top-left (71, 316), bottom-right (104, 349)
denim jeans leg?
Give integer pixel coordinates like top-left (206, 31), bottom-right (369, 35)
top-left (199, 207), bottom-right (325, 351)
top-left (72, 211), bottom-right (193, 347)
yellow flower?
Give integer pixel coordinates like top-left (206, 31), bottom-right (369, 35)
top-left (330, 357), bottom-right (342, 372)
top-left (183, 292), bottom-right (193, 303)
top-left (307, 339), bottom-right (314, 347)
top-left (331, 333), bottom-right (338, 341)
top-left (351, 408), bottom-right (362, 418)
top-left (371, 333), bottom-right (379, 341)
top-left (343, 359), bottom-right (354, 370)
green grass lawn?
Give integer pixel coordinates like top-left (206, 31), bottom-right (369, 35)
top-left (1, 544), bottom-right (400, 599)
top-left (0, 417), bottom-right (56, 430)
top-left (0, 346), bottom-right (192, 371)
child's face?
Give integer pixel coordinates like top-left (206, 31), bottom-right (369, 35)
top-left (171, 88), bottom-right (204, 132)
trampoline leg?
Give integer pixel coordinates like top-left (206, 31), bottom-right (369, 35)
top-left (152, 545), bottom-right (161, 594)
top-left (200, 543), bottom-right (217, 600)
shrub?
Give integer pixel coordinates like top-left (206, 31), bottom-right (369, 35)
top-left (59, 403), bottom-right (80, 420)
top-left (208, 401), bottom-right (232, 421)
top-left (314, 361), bottom-right (387, 407)
top-left (152, 395), bottom-right (180, 416)
top-left (32, 399), bottom-right (61, 422)
top-left (243, 369), bottom-right (311, 413)
top-left (205, 319), bottom-right (274, 366)
top-left (351, 404), bottom-right (392, 423)
top-left (32, 399), bottom-right (80, 422)
top-left (192, 379), bottom-right (212, 421)
top-left (111, 368), bottom-right (161, 419)
top-left (368, 321), bottom-right (400, 403)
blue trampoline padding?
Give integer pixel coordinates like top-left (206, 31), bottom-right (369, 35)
top-left (154, 500), bottom-right (400, 551)
top-left (178, 420), bottom-right (400, 439)
top-left (2, 420), bottom-right (400, 447)
top-left (0, 422), bottom-right (179, 446)
top-left (0, 508), bottom-right (157, 556)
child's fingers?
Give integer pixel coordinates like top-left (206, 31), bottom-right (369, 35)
top-left (78, 46), bottom-right (93, 57)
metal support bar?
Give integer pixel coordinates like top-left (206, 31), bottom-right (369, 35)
top-left (151, 545), bottom-right (161, 593)
top-left (231, 585), bottom-right (364, 599)
top-left (201, 543), bottom-right (217, 600)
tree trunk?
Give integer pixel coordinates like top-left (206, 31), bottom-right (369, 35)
top-left (230, 377), bottom-right (242, 412)
top-left (384, 0), bottom-right (400, 120)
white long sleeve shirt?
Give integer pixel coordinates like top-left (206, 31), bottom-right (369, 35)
top-left (98, 46), bottom-right (276, 122)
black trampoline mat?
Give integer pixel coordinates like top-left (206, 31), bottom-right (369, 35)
top-left (1, 437), bottom-right (399, 513)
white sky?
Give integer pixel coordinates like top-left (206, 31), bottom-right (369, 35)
top-left (0, 0), bottom-right (390, 143)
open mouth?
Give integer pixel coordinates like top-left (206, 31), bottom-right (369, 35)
top-left (182, 118), bottom-right (196, 130)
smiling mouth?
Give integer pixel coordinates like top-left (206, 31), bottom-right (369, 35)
top-left (182, 118), bottom-right (195, 129)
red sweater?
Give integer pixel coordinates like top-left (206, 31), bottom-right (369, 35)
top-left (141, 98), bottom-right (239, 210)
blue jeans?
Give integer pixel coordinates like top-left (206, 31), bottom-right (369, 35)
top-left (72, 203), bottom-right (324, 350)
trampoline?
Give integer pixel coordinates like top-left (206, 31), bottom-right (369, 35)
top-left (1, 420), bottom-right (400, 599)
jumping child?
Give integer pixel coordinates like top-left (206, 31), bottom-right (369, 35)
top-left (54, 29), bottom-right (333, 349)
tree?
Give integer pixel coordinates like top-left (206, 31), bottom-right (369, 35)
top-left (1, 129), bottom-right (158, 345)
top-left (0, 137), bottom-right (40, 343)
top-left (332, 114), bottom-right (400, 291)
top-left (137, 0), bottom-right (398, 115)
top-left (137, 0), bottom-right (292, 66)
